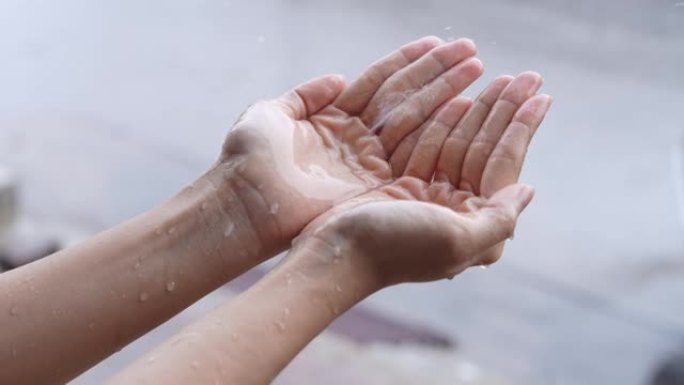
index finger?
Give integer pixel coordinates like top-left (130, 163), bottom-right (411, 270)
top-left (333, 36), bottom-right (443, 116)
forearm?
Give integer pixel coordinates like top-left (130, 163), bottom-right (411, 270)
top-left (0, 166), bottom-right (274, 384)
top-left (107, 237), bottom-right (379, 385)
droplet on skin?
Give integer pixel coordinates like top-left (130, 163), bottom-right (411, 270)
top-left (155, 228), bottom-right (162, 236)
top-left (133, 260), bottom-right (141, 270)
top-left (333, 246), bottom-right (341, 258)
top-left (283, 307), bottom-right (290, 317)
top-left (166, 281), bottom-right (176, 293)
top-left (192, 361), bottom-right (200, 369)
top-left (331, 306), bottom-right (340, 315)
top-left (167, 226), bottom-right (176, 235)
top-left (231, 333), bottom-right (239, 341)
top-left (480, 265), bottom-right (489, 270)
top-left (145, 356), bottom-right (156, 364)
top-left (269, 203), bottom-right (279, 215)
top-left (224, 223), bottom-right (235, 238)
top-left (335, 284), bottom-right (343, 293)
top-left (138, 292), bottom-right (149, 302)
top-left (9, 305), bottom-right (18, 316)
top-left (200, 202), bottom-right (209, 211)
top-left (275, 320), bottom-right (286, 332)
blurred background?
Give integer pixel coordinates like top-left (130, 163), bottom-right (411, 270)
top-left (1, 0), bottom-right (683, 384)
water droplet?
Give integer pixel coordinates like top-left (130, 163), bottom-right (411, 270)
top-left (331, 306), bottom-right (340, 315)
top-left (224, 223), bottom-right (235, 237)
top-left (335, 284), bottom-right (343, 293)
top-left (480, 265), bottom-right (489, 270)
top-left (200, 202), bottom-right (209, 211)
top-left (333, 245), bottom-right (341, 257)
top-left (146, 356), bottom-right (156, 364)
top-left (133, 260), bottom-right (141, 270)
top-left (155, 228), bottom-right (162, 236)
top-left (275, 320), bottom-right (286, 332)
top-left (166, 281), bottom-right (176, 293)
top-left (284, 273), bottom-right (293, 286)
top-left (508, 231), bottom-right (515, 241)
top-left (138, 292), bottom-right (149, 302)
top-left (269, 203), bottom-right (279, 215)
top-left (9, 305), bottom-right (18, 316)
top-left (283, 307), bottom-right (290, 317)
top-left (167, 226), bottom-right (176, 235)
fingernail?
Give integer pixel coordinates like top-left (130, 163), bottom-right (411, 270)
top-left (519, 184), bottom-right (535, 207)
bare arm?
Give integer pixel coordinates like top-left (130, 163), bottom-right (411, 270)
top-left (0, 36), bottom-right (483, 384)
top-left (0, 168), bottom-right (262, 384)
top-left (107, 70), bottom-right (551, 384)
top-left (106, 236), bottom-right (379, 385)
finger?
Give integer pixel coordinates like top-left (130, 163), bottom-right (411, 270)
top-left (403, 97), bottom-right (472, 181)
top-left (389, 96), bottom-right (470, 178)
top-left (277, 74), bottom-right (346, 120)
top-left (379, 57), bottom-right (483, 154)
top-left (359, 38), bottom-right (477, 128)
top-left (334, 36), bottom-right (443, 115)
top-left (459, 71), bottom-right (543, 195)
top-left (388, 125), bottom-right (425, 178)
top-left (435, 75), bottom-right (513, 185)
top-left (480, 94), bottom-right (553, 196)
top-left (463, 183), bottom-right (534, 254)
top-left (476, 243), bottom-right (505, 266)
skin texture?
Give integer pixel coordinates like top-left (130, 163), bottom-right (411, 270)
top-left (109, 66), bottom-right (552, 384)
top-left (0, 37), bottom-right (487, 384)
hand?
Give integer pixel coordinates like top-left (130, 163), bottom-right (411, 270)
top-left (295, 73), bottom-right (552, 287)
top-left (212, 37), bottom-right (484, 255)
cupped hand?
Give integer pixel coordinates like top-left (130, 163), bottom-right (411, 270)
top-left (296, 72), bottom-right (552, 287)
top-left (215, 37), bottom-right (484, 253)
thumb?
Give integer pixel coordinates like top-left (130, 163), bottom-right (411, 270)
top-left (466, 184), bottom-right (535, 252)
top-left (487, 183), bottom-right (535, 216)
top-left (277, 74), bottom-right (346, 119)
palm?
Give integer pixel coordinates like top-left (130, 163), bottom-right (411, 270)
top-left (302, 69), bottom-right (552, 281)
top-left (220, 37), bottom-right (485, 250)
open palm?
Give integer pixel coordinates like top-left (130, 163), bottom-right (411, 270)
top-left (299, 72), bottom-right (552, 285)
top-left (218, 37), bottom-right (484, 253)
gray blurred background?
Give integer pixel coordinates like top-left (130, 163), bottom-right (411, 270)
top-left (1, 0), bottom-right (683, 384)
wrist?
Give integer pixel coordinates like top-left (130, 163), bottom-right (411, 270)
top-left (153, 164), bottom-right (273, 281)
top-left (284, 230), bottom-right (383, 300)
